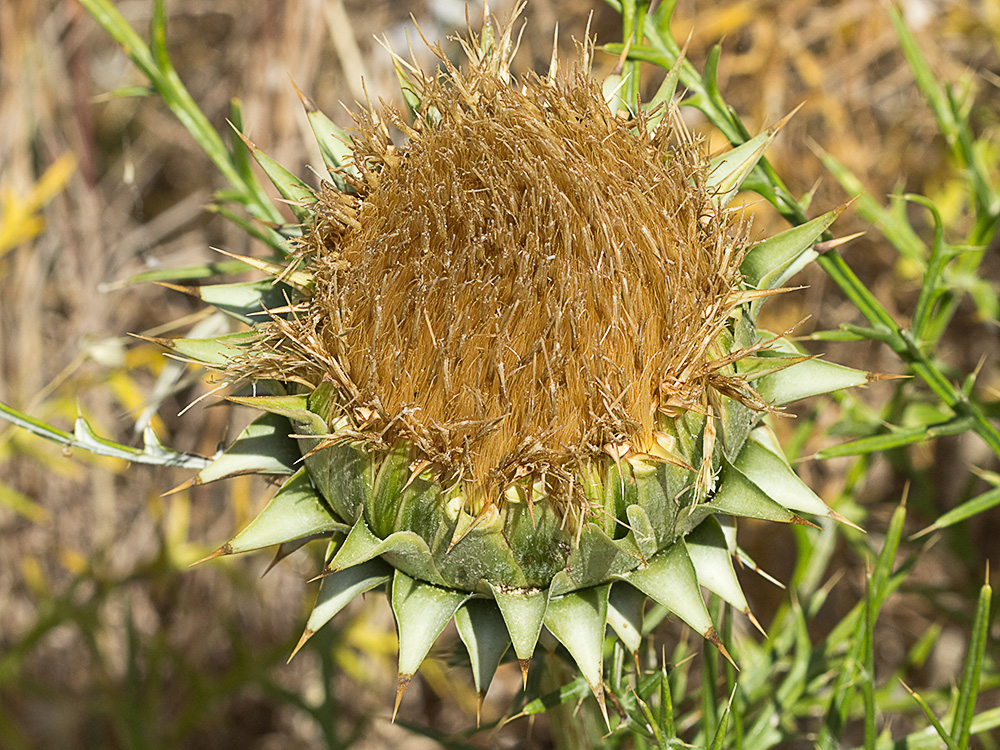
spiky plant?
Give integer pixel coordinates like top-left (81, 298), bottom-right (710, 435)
top-left (151, 12), bottom-right (880, 722)
top-left (4, 3), bottom-right (874, 727)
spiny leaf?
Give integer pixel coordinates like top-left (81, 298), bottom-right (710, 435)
top-left (741, 203), bottom-right (847, 289)
top-left (489, 583), bottom-right (548, 671)
top-left (455, 598), bottom-right (511, 715)
top-left (543, 581), bottom-right (611, 726)
top-left (0, 402), bottom-right (208, 469)
top-left (755, 354), bottom-right (877, 406)
top-left (623, 541), bottom-right (719, 649)
top-left (607, 581), bottom-right (645, 653)
top-left (293, 557), bottom-right (393, 659)
top-left (159, 279), bottom-right (295, 324)
top-left (702, 461), bottom-right (804, 525)
top-left (209, 247), bottom-right (315, 294)
top-left (687, 517), bottom-right (760, 633)
top-left (147, 330), bottom-right (257, 369)
top-left (232, 128), bottom-right (314, 223)
top-left (207, 468), bottom-right (347, 559)
top-left (391, 571), bottom-right (469, 715)
top-left (190, 411), bottom-right (301, 486)
top-left (326, 516), bottom-right (446, 588)
top-left (737, 426), bottom-right (843, 522)
top-left (226, 394), bottom-right (327, 434)
top-left (290, 81), bottom-right (353, 190)
top-left (707, 109), bottom-right (797, 207)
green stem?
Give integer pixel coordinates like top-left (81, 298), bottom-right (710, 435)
top-left (80, 0), bottom-right (282, 224)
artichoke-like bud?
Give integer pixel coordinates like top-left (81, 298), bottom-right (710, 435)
top-left (169, 7), bottom-right (871, 723)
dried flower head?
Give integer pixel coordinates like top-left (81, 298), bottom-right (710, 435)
top-left (236, 17), bottom-right (769, 515)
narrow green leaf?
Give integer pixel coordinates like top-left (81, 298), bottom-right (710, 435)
top-left (852, 707), bottom-right (1000, 750)
top-left (701, 634), bottom-right (721, 741)
top-left (226, 97), bottom-right (285, 221)
top-left (862, 574), bottom-right (877, 750)
top-left (871, 502), bottom-right (906, 611)
top-left (206, 203), bottom-right (292, 254)
top-left (632, 690), bottom-right (666, 747)
top-left (516, 677), bottom-right (590, 717)
top-left (389, 55), bottom-right (423, 122)
top-left (602, 42), bottom-right (672, 71)
top-left (111, 259), bottom-right (249, 287)
top-left (901, 683), bottom-right (961, 750)
top-left (906, 195), bottom-right (950, 342)
top-left (887, 6), bottom-right (994, 214)
top-left (227, 393), bottom-right (327, 434)
top-left (658, 661), bottom-right (676, 740)
top-left (0, 402), bottom-right (209, 469)
top-left (709, 687), bottom-right (736, 750)
top-left (912, 485), bottom-right (1000, 538)
top-left (148, 0), bottom-right (170, 75)
top-left (775, 599), bottom-right (811, 707)
top-left (953, 578), bottom-right (992, 748)
top-left (812, 146), bottom-right (927, 261)
top-left (292, 83), bottom-right (353, 179)
top-left (78, 0), bottom-right (281, 222)
top-left (816, 416), bottom-right (975, 460)
top-left (701, 45), bottom-right (728, 117)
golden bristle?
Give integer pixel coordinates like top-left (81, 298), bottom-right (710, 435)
top-left (233, 18), bottom-right (754, 508)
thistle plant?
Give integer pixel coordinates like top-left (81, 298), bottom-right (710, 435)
top-left (2, 0), bottom-right (896, 737)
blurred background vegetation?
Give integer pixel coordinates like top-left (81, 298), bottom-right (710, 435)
top-left (1, 0), bottom-right (999, 747)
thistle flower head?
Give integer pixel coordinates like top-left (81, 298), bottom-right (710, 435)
top-left (157, 5), bottom-right (868, 722)
top-left (237, 17), bottom-right (763, 516)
